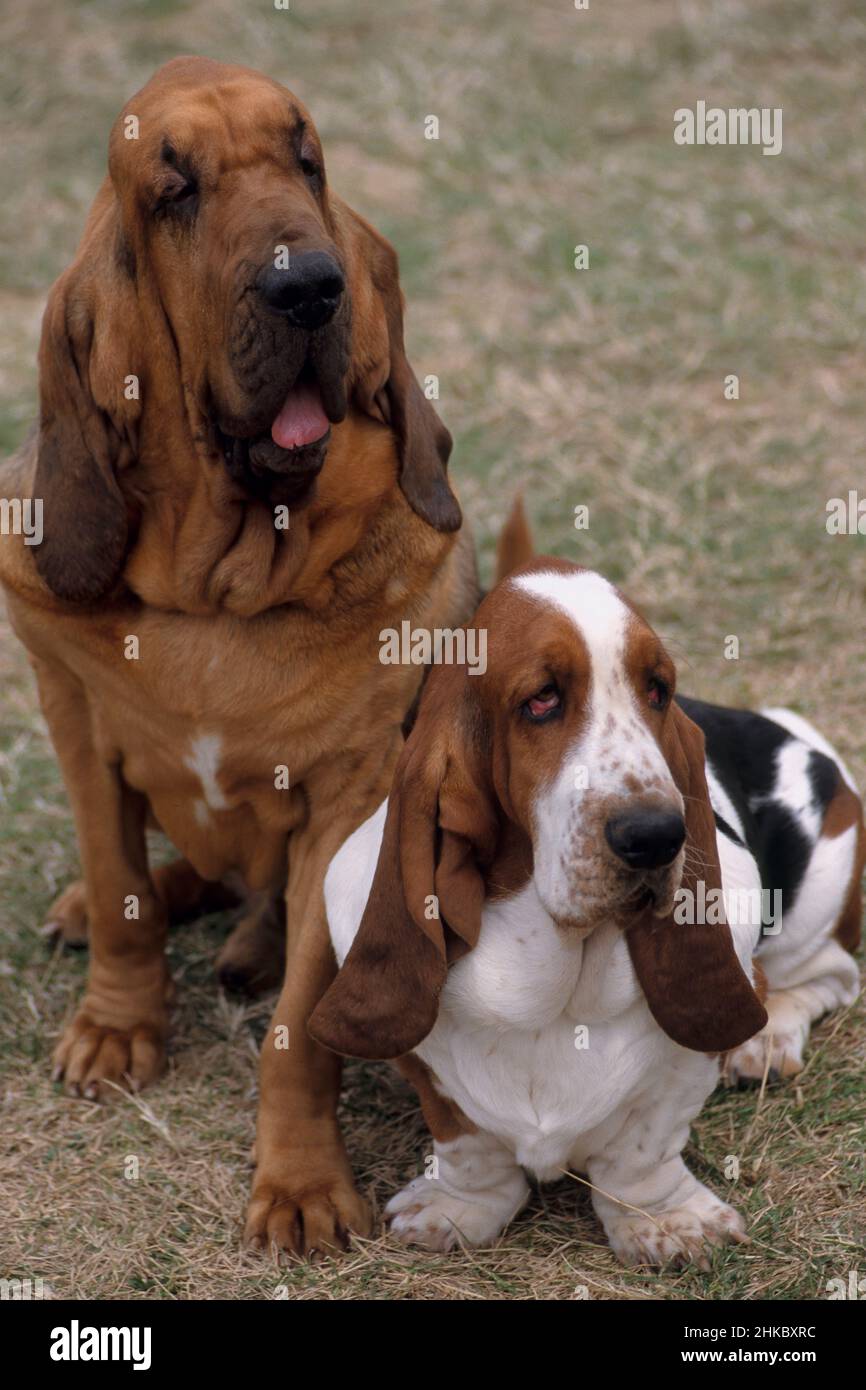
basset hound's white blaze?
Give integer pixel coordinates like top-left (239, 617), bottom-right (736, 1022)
top-left (325, 574), bottom-right (863, 1268)
top-left (514, 569), bottom-right (683, 927)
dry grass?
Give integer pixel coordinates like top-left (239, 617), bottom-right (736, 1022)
top-left (1, 0), bottom-right (864, 1300)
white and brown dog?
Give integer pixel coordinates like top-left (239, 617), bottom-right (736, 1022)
top-left (310, 525), bottom-right (863, 1269)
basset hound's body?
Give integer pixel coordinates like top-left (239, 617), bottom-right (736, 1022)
top-left (313, 554), bottom-right (863, 1268)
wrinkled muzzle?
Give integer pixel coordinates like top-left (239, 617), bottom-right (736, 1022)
top-left (214, 245), bottom-right (352, 498)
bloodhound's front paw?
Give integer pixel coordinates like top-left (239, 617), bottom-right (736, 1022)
top-left (244, 1157), bottom-right (372, 1259)
top-left (602, 1187), bottom-right (748, 1271)
top-left (51, 1010), bottom-right (167, 1099)
top-left (43, 880), bottom-right (89, 946)
top-left (384, 1175), bottom-right (521, 1251)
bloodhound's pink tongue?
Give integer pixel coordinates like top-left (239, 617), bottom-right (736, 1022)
top-left (271, 378), bottom-right (329, 449)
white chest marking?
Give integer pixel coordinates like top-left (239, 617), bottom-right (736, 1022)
top-left (184, 734), bottom-right (228, 814)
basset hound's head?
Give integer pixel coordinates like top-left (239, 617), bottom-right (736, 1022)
top-left (31, 56), bottom-right (458, 603)
top-left (310, 557), bottom-right (767, 1060)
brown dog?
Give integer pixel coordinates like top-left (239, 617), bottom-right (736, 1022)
top-left (0, 56), bottom-right (478, 1255)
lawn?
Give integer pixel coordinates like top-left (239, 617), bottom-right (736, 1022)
top-left (0, 0), bottom-right (864, 1300)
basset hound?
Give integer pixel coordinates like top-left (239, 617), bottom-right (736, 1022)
top-left (0, 57), bottom-right (478, 1256)
top-left (311, 532), bottom-right (863, 1267)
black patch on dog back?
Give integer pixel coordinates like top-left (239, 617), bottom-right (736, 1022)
top-left (808, 747), bottom-right (842, 811)
top-left (676, 696), bottom-right (842, 915)
top-left (676, 695), bottom-right (773, 854)
top-left (677, 696), bottom-right (787, 804)
top-left (712, 811), bottom-right (746, 849)
top-left (751, 801), bottom-right (813, 914)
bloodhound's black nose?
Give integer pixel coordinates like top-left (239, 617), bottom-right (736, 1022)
top-left (257, 251), bottom-right (345, 329)
top-left (604, 809), bottom-right (686, 870)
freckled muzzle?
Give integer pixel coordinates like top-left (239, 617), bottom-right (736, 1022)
top-left (535, 791), bottom-right (688, 933)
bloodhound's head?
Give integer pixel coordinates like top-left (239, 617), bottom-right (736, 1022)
top-left (32, 56), bottom-right (459, 603)
top-left (310, 558), bottom-right (768, 1061)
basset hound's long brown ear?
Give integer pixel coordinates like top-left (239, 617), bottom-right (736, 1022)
top-left (331, 197), bottom-right (461, 534)
top-left (624, 702), bottom-right (768, 1053)
top-left (309, 665), bottom-right (496, 1060)
top-left (31, 185), bottom-right (139, 603)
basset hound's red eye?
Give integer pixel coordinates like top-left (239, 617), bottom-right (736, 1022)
top-left (647, 677), bottom-right (669, 709)
top-left (523, 684), bottom-right (561, 722)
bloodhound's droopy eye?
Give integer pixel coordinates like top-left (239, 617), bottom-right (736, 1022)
top-left (153, 143), bottom-right (198, 215)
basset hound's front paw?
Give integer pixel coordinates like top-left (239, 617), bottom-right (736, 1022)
top-left (601, 1187), bottom-right (748, 1271)
top-left (385, 1174), bottom-right (524, 1251)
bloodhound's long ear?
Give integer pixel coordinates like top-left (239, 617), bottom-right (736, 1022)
top-left (31, 186), bottom-right (139, 602)
top-left (309, 665), bottom-right (496, 1060)
top-left (332, 198), bottom-right (461, 534)
top-left (624, 702), bottom-right (768, 1052)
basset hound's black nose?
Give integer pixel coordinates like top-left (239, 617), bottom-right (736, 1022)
top-left (604, 809), bottom-right (686, 870)
top-left (257, 250), bottom-right (344, 329)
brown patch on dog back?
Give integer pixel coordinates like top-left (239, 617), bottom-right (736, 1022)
top-left (822, 779), bottom-right (865, 952)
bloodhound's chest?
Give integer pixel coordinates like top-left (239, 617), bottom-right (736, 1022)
top-left (7, 589), bottom-right (426, 890)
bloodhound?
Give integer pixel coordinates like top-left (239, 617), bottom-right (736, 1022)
top-left (0, 56), bottom-right (478, 1255)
